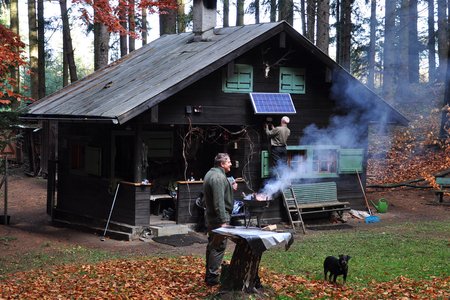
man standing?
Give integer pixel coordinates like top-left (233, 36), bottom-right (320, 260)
top-left (264, 116), bottom-right (291, 168)
top-left (203, 153), bottom-right (234, 286)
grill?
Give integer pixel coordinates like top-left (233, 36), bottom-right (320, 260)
top-left (241, 193), bottom-right (273, 227)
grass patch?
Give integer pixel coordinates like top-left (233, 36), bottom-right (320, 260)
top-left (261, 220), bottom-right (450, 285)
top-left (0, 244), bottom-right (118, 279)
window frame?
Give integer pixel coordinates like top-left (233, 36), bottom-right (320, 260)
top-left (222, 64), bottom-right (253, 93)
top-left (279, 67), bottom-right (306, 94)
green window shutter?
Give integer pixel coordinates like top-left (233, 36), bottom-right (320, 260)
top-left (223, 64), bottom-right (253, 93)
top-left (339, 149), bottom-right (363, 174)
top-left (280, 67), bottom-right (306, 94)
top-left (261, 150), bottom-right (270, 178)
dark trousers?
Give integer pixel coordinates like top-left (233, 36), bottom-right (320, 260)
top-left (270, 146), bottom-right (287, 168)
top-left (205, 230), bottom-right (227, 283)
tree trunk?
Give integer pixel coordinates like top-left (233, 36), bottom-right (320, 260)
top-left (427, 0), bottom-right (436, 82)
top-left (37, 0), bottom-right (45, 99)
top-left (9, 0), bottom-right (20, 108)
top-left (159, 7), bottom-right (177, 34)
top-left (340, 0), bottom-right (353, 71)
top-left (254, 0), bottom-right (260, 24)
top-left (336, 0), bottom-right (340, 63)
top-left (270, 0), bottom-right (276, 22)
top-left (438, 3), bottom-right (450, 139)
top-left (129, 0), bottom-right (136, 52)
top-left (223, 0), bottom-right (229, 27)
top-left (279, 0), bottom-right (294, 25)
top-left (437, 0), bottom-right (448, 82)
top-left (142, 6), bottom-right (147, 45)
top-left (120, 0), bottom-right (128, 57)
top-left (398, 0), bottom-right (409, 100)
top-left (60, 0), bottom-right (78, 84)
top-left (236, 0), bottom-right (244, 26)
top-left (316, 0), bottom-right (330, 54)
top-left (177, 0), bottom-right (186, 32)
top-left (383, 0), bottom-right (398, 101)
top-left (300, 0), bottom-right (306, 35)
top-left (306, 0), bottom-right (316, 42)
top-left (28, 0), bottom-right (39, 101)
top-left (367, 0), bottom-right (376, 89)
top-left (94, 0), bottom-right (110, 70)
top-left (408, 0), bottom-right (419, 83)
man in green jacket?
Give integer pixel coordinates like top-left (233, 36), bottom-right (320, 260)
top-left (203, 153), bottom-right (234, 286)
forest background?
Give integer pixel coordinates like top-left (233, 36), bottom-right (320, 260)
top-left (0, 0), bottom-right (449, 185)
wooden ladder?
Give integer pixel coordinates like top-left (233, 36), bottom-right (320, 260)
top-left (282, 187), bottom-right (306, 234)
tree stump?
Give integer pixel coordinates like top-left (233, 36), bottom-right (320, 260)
top-left (221, 237), bottom-right (263, 292)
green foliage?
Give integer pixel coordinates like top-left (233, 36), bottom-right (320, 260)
top-left (261, 221), bottom-right (450, 285)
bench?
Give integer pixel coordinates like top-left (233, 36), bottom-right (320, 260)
top-left (288, 182), bottom-right (350, 215)
top-left (434, 177), bottom-right (450, 203)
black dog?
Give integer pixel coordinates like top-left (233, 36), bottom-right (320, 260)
top-left (323, 255), bottom-right (351, 284)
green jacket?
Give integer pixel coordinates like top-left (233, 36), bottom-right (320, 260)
top-left (203, 167), bottom-right (234, 228)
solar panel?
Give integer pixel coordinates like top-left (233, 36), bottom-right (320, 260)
top-left (250, 93), bottom-right (296, 114)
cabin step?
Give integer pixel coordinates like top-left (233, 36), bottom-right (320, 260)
top-left (149, 224), bottom-right (190, 237)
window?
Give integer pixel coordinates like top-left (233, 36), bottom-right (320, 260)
top-left (223, 64), bottom-right (253, 93)
top-left (279, 67), bottom-right (306, 94)
top-left (143, 131), bottom-right (173, 158)
top-left (286, 145), bottom-right (363, 178)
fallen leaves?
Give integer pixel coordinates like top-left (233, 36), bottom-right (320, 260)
top-left (0, 256), bottom-right (448, 299)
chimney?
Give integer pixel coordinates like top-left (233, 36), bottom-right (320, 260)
top-left (193, 0), bottom-right (217, 41)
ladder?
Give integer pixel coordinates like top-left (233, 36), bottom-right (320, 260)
top-left (282, 187), bottom-right (306, 234)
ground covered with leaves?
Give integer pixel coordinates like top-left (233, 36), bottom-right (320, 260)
top-left (0, 256), bottom-right (448, 299)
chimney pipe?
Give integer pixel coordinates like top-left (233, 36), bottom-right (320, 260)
top-left (193, 0), bottom-right (217, 41)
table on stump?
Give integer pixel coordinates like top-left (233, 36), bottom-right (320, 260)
top-left (213, 226), bottom-right (293, 292)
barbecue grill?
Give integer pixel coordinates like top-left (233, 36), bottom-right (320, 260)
top-left (241, 193), bottom-right (273, 227)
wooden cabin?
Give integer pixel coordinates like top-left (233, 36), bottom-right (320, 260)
top-left (20, 1), bottom-right (407, 239)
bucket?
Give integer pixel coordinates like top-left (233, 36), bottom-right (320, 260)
top-left (371, 198), bottom-right (388, 213)
top-left (365, 215), bottom-right (380, 223)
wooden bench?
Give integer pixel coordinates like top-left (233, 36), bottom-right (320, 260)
top-left (434, 177), bottom-right (450, 203)
top-left (289, 182), bottom-right (350, 215)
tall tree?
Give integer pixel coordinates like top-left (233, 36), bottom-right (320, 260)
top-left (93, 0), bottom-right (110, 70)
top-left (142, 6), bottom-right (147, 44)
top-left (60, 0), bottom-right (78, 85)
top-left (437, 0), bottom-right (448, 82)
top-left (316, 0), bottom-right (330, 54)
top-left (129, 0), bottom-right (136, 52)
top-left (159, 5), bottom-right (176, 34)
top-left (9, 0), bottom-right (20, 106)
top-left (398, 0), bottom-right (409, 89)
top-left (236, 0), bottom-right (244, 25)
top-left (338, 0), bottom-right (353, 70)
top-left (408, 0), bottom-right (419, 83)
top-left (367, 0), bottom-right (376, 89)
top-left (37, 0), bottom-right (45, 99)
top-left (120, 0), bottom-right (128, 56)
top-left (278, 0), bottom-right (294, 25)
top-left (270, 0), bottom-right (276, 22)
top-left (306, 0), bottom-right (316, 42)
top-left (28, 0), bottom-right (39, 100)
top-left (223, 0), bottom-right (229, 27)
top-left (177, 0), bottom-right (186, 32)
top-left (383, 0), bottom-right (398, 101)
top-left (300, 0), bottom-right (306, 35)
top-left (427, 0), bottom-right (436, 82)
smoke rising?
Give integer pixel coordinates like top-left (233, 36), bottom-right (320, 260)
top-left (260, 71), bottom-right (393, 199)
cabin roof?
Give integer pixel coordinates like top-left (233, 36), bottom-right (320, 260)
top-left (21, 21), bottom-right (408, 126)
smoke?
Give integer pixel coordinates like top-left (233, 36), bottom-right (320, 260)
top-left (260, 70), bottom-right (393, 199)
